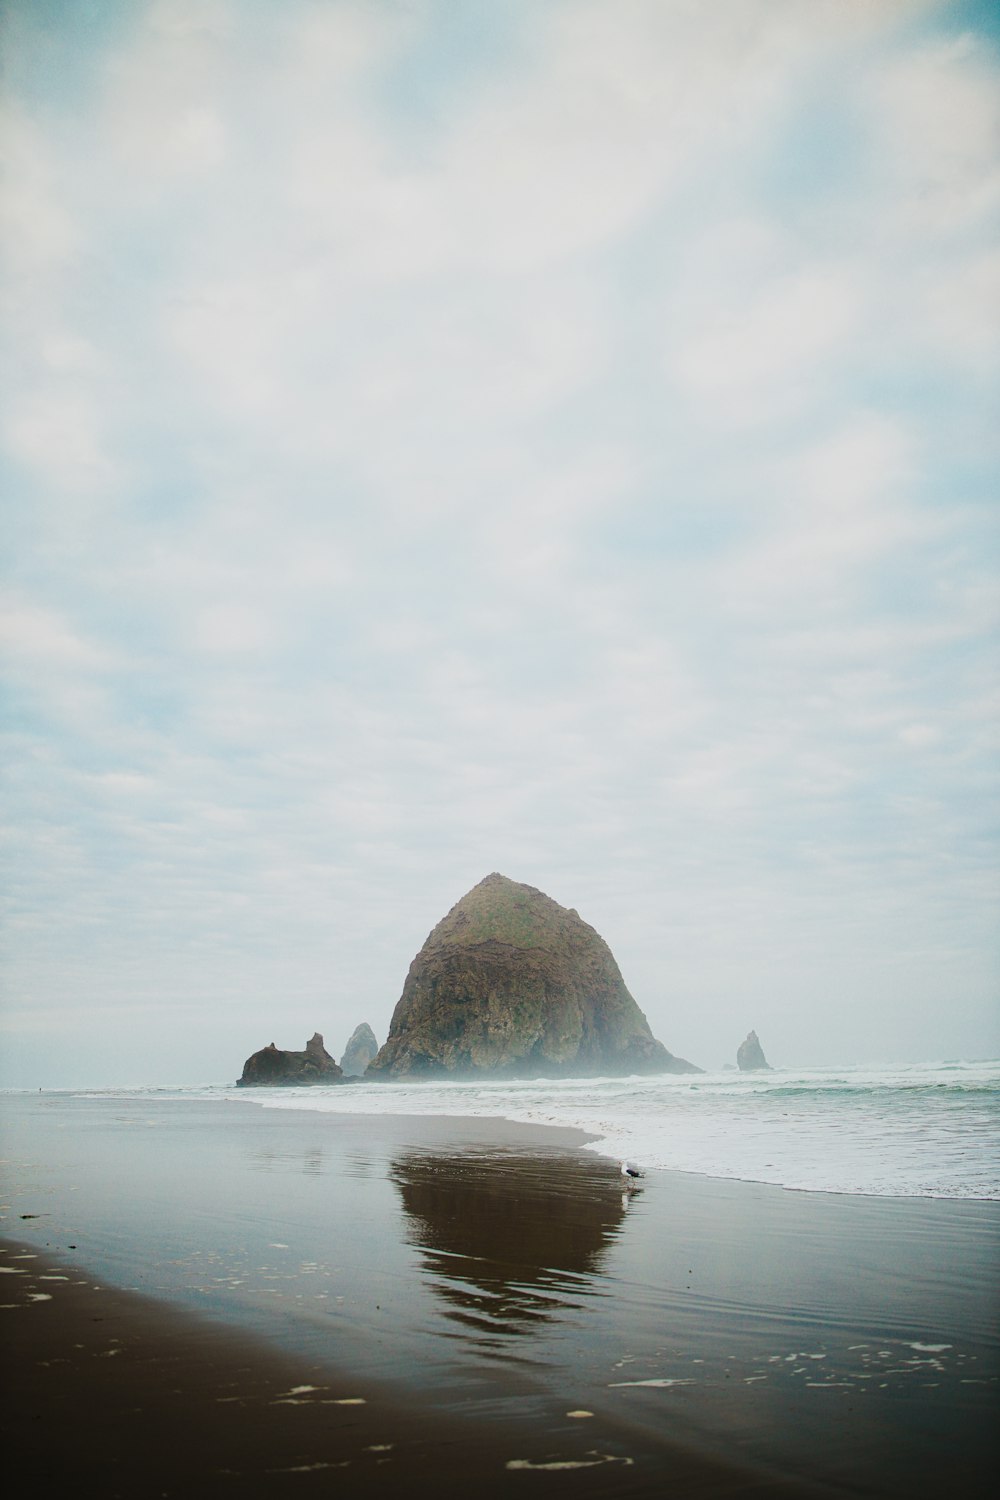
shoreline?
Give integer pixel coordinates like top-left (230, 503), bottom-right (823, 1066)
top-left (2, 1092), bottom-right (997, 1496)
top-left (220, 1086), bottom-right (1000, 1204)
top-left (8, 1060), bottom-right (999, 1203)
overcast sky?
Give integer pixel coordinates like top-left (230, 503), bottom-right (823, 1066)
top-left (2, 0), bottom-right (998, 1088)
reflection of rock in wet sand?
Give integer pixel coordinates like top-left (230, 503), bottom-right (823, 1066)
top-left (390, 1149), bottom-right (629, 1345)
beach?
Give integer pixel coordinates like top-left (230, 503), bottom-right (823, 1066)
top-left (1, 1091), bottom-right (997, 1496)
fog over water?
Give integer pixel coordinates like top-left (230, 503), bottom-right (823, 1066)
top-left (2, 0), bottom-right (998, 1089)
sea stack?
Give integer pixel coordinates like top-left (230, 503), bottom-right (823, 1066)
top-left (238, 1032), bottom-right (344, 1087)
top-left (367, 873), bottom-right (699, 1080)
top-left (737, 1029), bottom-right (771, 1071)
top-left (340, 1022), bottom-right (379, 1077)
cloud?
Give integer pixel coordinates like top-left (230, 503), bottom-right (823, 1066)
top-left (671, 262), bottom-right (863, 428)
top-left (4, 388), bottom-right (120, 494)
top-left (920, 246), bottom-right (1000, 376)
top-left (1, 0), bottom-right (997, 1083)
top-left (0, 105), bottom-right (81, 275)
top-left (872, 30), bottom-right (1000, 235)
top-left (0, 600), bottom-right (114, 671)
top-left (713, 413), bottom-right (924, 611)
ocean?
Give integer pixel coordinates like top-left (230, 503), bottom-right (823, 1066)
top-left (74, 1057), bottom-right (1000, 1200)
top-left (4, 1060), bottom-right (998, 1494)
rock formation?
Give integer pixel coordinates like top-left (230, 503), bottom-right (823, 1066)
top-left (367, 873), bottom-right (700, 1079)
top-left (737, 1029), bottom-right (771, 1071)
top-left (340, 1022), bottom-right (379, 1077)
top-left (238, 1032), bottom-right (343, 1087)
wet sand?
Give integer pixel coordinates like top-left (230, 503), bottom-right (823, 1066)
top-left (0, 1238), bottom-right (814, 1498)
top-left (1, 1092), bottom-right (997, 1496)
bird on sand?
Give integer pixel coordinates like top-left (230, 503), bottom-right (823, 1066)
top-left (620, 1160), bottom-right (644, 1186)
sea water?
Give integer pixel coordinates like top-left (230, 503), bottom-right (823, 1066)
top-left (4, 1065), bottom-right (998, 1495)
top-left (80, 1059), bottom-right (1000, 1200)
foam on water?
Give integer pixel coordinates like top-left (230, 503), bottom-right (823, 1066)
top-left (62, 1060), bottom-right (1000, 1200)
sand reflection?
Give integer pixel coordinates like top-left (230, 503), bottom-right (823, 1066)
top-left (390, 1148), bottom-right (629, 1347)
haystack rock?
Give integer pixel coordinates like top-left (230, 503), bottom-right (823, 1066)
top-left (737, 1029), bottom-right (771, 1071)
top-left (367, 873), bottom-right (700, 1080)
top-left (340, 1022), bottom-right (379, 1077)
top-left (238, 1032), bottom-right (343, 1087)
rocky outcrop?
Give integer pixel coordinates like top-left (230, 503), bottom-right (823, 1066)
top-left (367, 873), bottom-right (700, 1080)
top-left (737, 1029), bottom-right (771, 1071)
top-left (340, 1022), bottom-right (379, 1077)
top-left (238, 1032), bottom-right (343, 1087)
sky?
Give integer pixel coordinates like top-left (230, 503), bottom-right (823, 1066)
top-left (1, 0), bottom-right (998, 1088)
